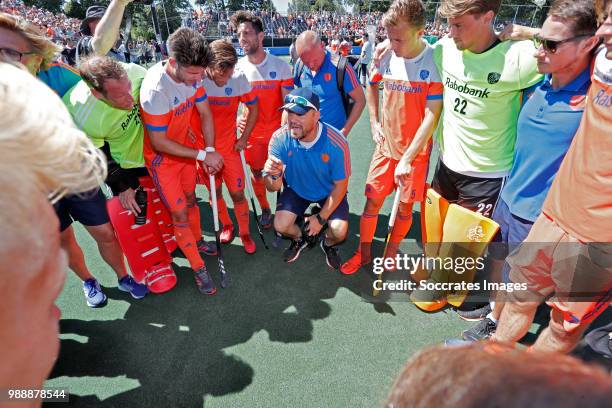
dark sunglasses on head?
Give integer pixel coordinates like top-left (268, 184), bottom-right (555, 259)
top-left (532, 34), bottom-right (592, 54)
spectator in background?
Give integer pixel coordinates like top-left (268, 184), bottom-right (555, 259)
top-left (358, 32), bottom-right (372, 86)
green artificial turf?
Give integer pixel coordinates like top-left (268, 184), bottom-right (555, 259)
top-left (44, 57), bottom-right (610, 407)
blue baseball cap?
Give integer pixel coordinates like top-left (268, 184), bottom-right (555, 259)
top-left (280, 88), bottom-right (320, 115)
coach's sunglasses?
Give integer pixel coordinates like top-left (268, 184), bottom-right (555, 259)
top-left (286, 95), bottom-right (317, 112)
top-left (0, 47), bottom-right (37, 62)
top-left (532, 34), bottom-right (593, 54)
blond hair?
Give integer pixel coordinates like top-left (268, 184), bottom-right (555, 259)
top-left (0, 63), bottom-right (106, 205)
top-left (438, 0), bottom-right (501, 19)
top-left (0, 12), bottom-right (61, 71)
top-left (381, 0), bottom-right (426, 28)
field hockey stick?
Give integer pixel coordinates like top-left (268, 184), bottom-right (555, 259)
top-left (239, 150), bottom-right (268, 249)
top-left (209, 171), bottom-right (229, 288)
top-left (272, 188), bottom-right (283, 248)
top-left (373, 186), bottom-right (402, 297)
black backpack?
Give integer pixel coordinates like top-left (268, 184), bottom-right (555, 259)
top-left (294, 54), bottom-right (354, 118)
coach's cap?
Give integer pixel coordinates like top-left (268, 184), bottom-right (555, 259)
top-left (80, 5), bottom-right (107, 35)
top-left (280, 88), bottom-right (320, 116)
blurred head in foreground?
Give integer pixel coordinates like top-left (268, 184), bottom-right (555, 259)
top-left (0, 62), bottom-right (106, 391)
top-left (386, 342), bottom-right (612, 408)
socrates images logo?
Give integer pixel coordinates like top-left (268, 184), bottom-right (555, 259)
top-left (467, 225), bottom-right (485, 241)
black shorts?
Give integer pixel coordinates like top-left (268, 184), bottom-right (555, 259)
top-left (431, 160), bottom-right (503, 218)
top-left (276, 187), bottom-right (349, 221)
top-left (54, 188), bottom-right (110, 232)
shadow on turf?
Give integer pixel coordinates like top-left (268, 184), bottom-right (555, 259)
top-left (46, 202), bottom-right (412, 407)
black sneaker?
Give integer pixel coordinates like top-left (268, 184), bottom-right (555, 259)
top-left (283, 237), bottom-right (308, 263)
top-left (259, 208), bottom-right (273, 230)
top-left (320, 240), bottom-right (341, 270)
top-left (462, 317), bottom-right (497, 341)
top-left (197, 239), bottom-right (217, 256)
top-left (194, 266), bottom-right (216, 295)
top-left (456, 303), bottom-right (492, 322)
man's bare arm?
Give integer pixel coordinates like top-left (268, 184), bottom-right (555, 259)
top-left (341, 86), bottom-right (365, 136)
top-left (91, 0), bottom-right (135, 56)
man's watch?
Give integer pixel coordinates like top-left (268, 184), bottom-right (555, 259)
top-left (315, 213), bottom-right (328, 226)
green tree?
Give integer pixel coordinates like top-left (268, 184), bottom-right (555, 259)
top-left (22, 0), bottom-right (63, 13)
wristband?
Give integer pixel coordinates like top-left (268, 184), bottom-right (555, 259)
top-left (197, 149), bottom-right (206, 162)
top-left (316, 213), bottom-right (328, 226)
top-left (205, 147), bottom-right (216, 153)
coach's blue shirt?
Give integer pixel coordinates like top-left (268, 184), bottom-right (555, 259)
top-left (294, 51), bottom-right (359, 131)
top-left (269, 122), bottom-right (351, 202)
top-left (501, 68), bottom-right (591, 222)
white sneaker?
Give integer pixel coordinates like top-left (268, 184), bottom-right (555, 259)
top-left (83, 279), bottom-right (107, 308)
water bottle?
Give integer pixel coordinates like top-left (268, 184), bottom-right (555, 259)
top-left (134, 188), bottom-right (147, 225)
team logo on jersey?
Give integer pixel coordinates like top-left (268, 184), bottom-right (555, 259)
top-left (324, 73), bottom-right (332, 82)
top-left (270, 71), bottom-right (277, 79)
top-left (174, 96), bottom-right (180, 105)
top-left (321, 153), bottom-right (330, 163)
top-left (225, 87), bottom-right (233, 96)
top-left (487, 72), bottom-right (501, 84)
top-left (420, 69), bottom-right (430, 80)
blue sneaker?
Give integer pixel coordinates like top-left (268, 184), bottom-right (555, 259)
top-left (118, 275), bottom-right (149, 299)
top-left (83, 279), bottom-right (107, 308)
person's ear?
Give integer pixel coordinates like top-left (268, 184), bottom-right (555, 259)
top-left (482, 10), bottom-right (495, 25)
top-left (258, 31), bottom-right (264, 43)
top-left (90, 87), bottom-right (105, 102)
top-left (580, 35), bottom-right (601, 55)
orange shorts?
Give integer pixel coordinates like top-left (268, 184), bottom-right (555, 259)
top-left (148, 160), bottom-right (196, 213)
top-left (365, 149), bottom-right (429, 203)
top-left (507, 213), bottom-right (612, 332)
top-left (245, 139), bottom-right (270, 170)
top-left (198, 150), bottom-right (246, 194)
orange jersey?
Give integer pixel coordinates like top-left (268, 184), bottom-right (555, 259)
top-left (542, 49), bottom-right (612, 242)
top-left (369, 44), bottom-right (443, 160)
top-left (140, 61), bottom-right (207, 166)
top-left (236, 53), bottom-right (293, 143)
top-left (201, 72), bottom-right (256, 155)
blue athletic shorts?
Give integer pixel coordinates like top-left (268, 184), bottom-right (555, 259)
top-left (489, 198), bottom-right (534, 282)
top-left (276, 187), bottom-right (349, 221)
top-left (54, 188), bottom-right (110, 232)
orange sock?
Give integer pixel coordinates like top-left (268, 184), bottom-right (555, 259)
top-left (174, 222), bottom-right (204, 270)
top-left (234, 199), bottom-right (250, 236)
top-left (252, 175), bottom-right (270, 210)
top-left (387, 209), bottom-right (413, 256)
top-left (214, 195), bottom-right (232, 227)
top-left (359, 212), bottom-right (378, 262)
top-left (187, 203), bottom-right (202, 241)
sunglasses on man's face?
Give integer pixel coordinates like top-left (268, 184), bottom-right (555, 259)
top-left (286, 94), bottom-right (317, 112)
top-left (532, 34), bottom-right (592, 54)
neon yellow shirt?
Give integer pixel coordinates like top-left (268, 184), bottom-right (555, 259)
top-left (63, 62), bottom-right (146, 169)
top-left (433, 36), bottom-right (542, 175)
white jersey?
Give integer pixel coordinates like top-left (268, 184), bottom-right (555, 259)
top-left (236, 52), bottom-right (293, 142)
